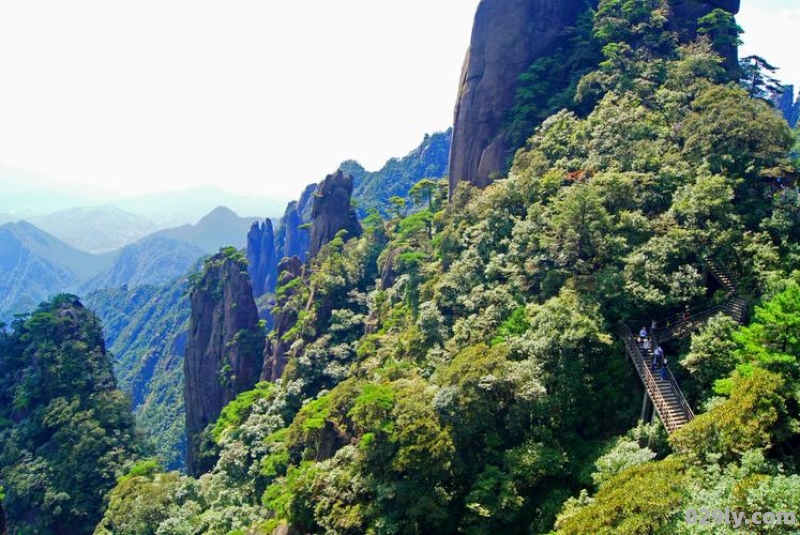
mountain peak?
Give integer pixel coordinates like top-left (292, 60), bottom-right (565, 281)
top-left (201, 206), bottom-right (240, 221)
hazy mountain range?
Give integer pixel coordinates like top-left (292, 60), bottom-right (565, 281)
top-left (110, 185), bottom-right (285, 228)
top-left (0, 164), bottom-right (287, 227)
top-left (28, 206), bottom-right (160, 253)
top-left (0, 206), bottom-right (264, 320)
top-left (0, 129), bottom-right (453, 323)
top-left (0, 221), bottom-right (112, 320)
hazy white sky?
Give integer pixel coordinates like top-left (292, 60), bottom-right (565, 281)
top-left (0, 1), bottom-right (795, 204)
top-left (739, 0), bottom-right (800, 88)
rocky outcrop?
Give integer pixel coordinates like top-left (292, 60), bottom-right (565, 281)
top-left (275, 183), bottom-right (316, 264)
top-left (379, 246), bottom-right (404, 290)
top-left (671, 0), bottom-right (741, 73)
top-left (247, 182), bottom-right (316, 298)
top-left (261, 256), bottom-right (304, 382)
top-left (449, 0), bottom-right (741, 194)
top-left (259, 171), bottom-right (364, 382)
top-left (309, 170), bottom-right (362, 258)
top-left (772, 85), bottom-right (799, 128)
top-left (449, 0), bottom-right (593, 193)
top-left (246, 219), bottom-right (277, 296)
top-left (184, 251), bottom-right (265, 476)
top-left (672, 0), bottom-right (740, 17)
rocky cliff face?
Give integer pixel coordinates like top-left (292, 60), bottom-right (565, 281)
top-left (247, 182), bottom-right (315, 299)
top-left (772, 85), bottom-right (799, 128)
top-left (258, 171), bottom-right (363, 382)
top-left (450, 0), bottom-right (593, 193)
top-left (670, 0), bottom-right (740, 18)
top-left (275, 183), bottom-right (316, 264)
top-left (309, 170), bottom-right (362, 258)
top-left (184, 251), bottom-right (265, 475)
top-left (449, 0), bottom-right (741, 194)
top-left (247, 219), bottom-right (277, 296)
top-left (671, 0), bottom-right (741, 73)
top-left (261, 256), bottom-right (304, 382)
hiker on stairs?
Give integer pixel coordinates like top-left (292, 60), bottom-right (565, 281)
top-left (652, 345), bottom-right (664, 372)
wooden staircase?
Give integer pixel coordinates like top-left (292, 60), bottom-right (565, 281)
top-left (620, 324), bottom-right (695, 432)
top-left (621, 259), bottom-right (749, 433)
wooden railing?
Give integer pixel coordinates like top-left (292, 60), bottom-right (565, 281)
top-left (652, 301), bottom-right (728, 344)
top-left (621, 259), bottom-right (749, 432)
top-left (662, 359), bottom-right (695, 422)
top-left (619, 324), bottom-right (691, 432)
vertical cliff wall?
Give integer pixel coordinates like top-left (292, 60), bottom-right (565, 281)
top-left (671, 0), bottom-right (741, 75)
top-left (449, 0), bottom-right (741, 194)
top-left (772, 85), bottom-right (799, 128)
top-left (449, 0), bottom-right (593, 193)
top-left (246, 219), bottom-right (277, 296)
top-left (275, 183), bottom-right (316, 264)
top-left (261, 256), bottom-right (304, 382)
top-left (309, 170), bottom-right (362, 259)
top-left (260, 170), bottom-right (363, 383)
top-left (184, 251), bottom-right (265, 475)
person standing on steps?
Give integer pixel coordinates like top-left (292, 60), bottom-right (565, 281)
top-left (661, 354), bottom-right (669, 380)
top-left (639, 326), bottom-right (648, 345)
top-left (652, 345), bottom-right (664, 372)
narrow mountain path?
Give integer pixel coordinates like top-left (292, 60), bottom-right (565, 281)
top-left (621, 260), bottom-right (748, 433)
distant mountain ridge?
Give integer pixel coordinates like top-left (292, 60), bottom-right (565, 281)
top-left (77, 206), bottom-right (267, 291)
top-left (80, 235), bottom-right (205, 293)
top-left (112, 185), bottom-right (287, 228)
top-left (77, 206), bottom-right (261, 292)
top-left (342, 129), bottom-right (451, 216)
top-left (153, 206), bottom-right (258, 254)
top-left (0, 164), bottom-right (97, 218)
top-left (0, 162), bottom-right (288, 225)
top-left (0, 206), bottom-right (263, 320)
top-left (29, 205), bottom-right (159, 253)
top-left (0, 221), bottom-right (112, 319)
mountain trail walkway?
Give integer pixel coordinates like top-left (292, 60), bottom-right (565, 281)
top-left (620, 260), bottom-right (748, 433)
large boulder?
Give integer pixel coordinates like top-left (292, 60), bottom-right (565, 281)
top-left (449, 0), bottom-right (592, 193)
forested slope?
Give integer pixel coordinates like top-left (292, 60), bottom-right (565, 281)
top-left (94, 2), bottom-right (800, 533)
top-left (85, 278), bottom-right (191, 471)
top-left (0, 296), bottom-right (140, 533)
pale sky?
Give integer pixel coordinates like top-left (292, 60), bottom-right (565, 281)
top-left (739, 0), bottom-right (800, 90)
top-left (0, 1), bottom-right (795, 205)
